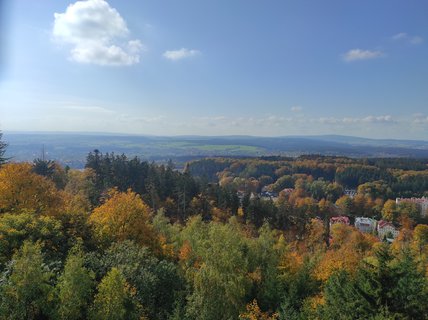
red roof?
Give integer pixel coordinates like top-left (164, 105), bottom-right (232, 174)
top-left (377, 220), bottom-right (393, 229)
top-left (330, 216), bottom-right (350, 225)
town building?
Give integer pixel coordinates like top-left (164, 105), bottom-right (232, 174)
top-left (396, 197), bottom-right (428, 216)
top-left (281, 188), bottom-right (294, 195)
top-left (377, 220), bottom-right (399, 242)
top-left (344, 189), bottom-right (357, 198)
top-left (354, 217), bottom-right (377, 233)
top-left (260, 191), bottom-right (279, 201)
top-left (329, 216), bottom-right (350, 227)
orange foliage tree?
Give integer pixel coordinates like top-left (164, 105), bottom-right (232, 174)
top-left (0, 163), bottom-right (63, 216)
top-left (315, 224), bottom-right (378, 281)
top-left (89, 189), bottom-right (156, 249)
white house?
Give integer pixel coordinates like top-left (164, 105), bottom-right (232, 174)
top-left (344, 189), bottom-right (357, 199)
top-left (354, 217), bottom-right (377, 234)
top-left (377, 220), bottom-right (399, 242)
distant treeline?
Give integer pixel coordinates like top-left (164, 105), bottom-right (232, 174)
top-left (186, 156), bottom-right (428, 198)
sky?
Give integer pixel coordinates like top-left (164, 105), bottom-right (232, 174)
top-left (0, 0), bottom-right (427, 139)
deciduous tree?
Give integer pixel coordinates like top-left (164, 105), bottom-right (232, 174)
top-left (89, 189), bottom-right (156, 248)
top-left (0, 241), bottom-right (53, 320)
top-left (0, 162), bottom-right (63, 216)
top-left (90, 267), bottom-right (141, 320)
top-left (56, 245), bottom-right (95, 320)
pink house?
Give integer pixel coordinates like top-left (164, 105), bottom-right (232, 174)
top-left (330, 216), bottom-right (350, 227)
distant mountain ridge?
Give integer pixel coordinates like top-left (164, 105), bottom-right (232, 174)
top-left (3, 132), bottom-right (428, 168)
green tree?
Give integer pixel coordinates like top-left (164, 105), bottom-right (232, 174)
top-left (56, 245), bottom-right (95, 320)
top-left (33, 158), bottom-right (56, 178)
top-left (248, 223), bottom-right (284, 311)
top-left (279, 259), bottom-right (320, 320)
top-left (309, 179), bottom-right (328, 201)
top-left (184, 218), bottom-right (251, 320)
top-left (0, 241), bottom-right (53, 320)
top-left (0, 131), bottom-right (8, 166)
top-left (319, 245), bottom-right (428, 319)
top-left (33, 158), bottom-right (68, 189)
top-left (92, 240), bottom-right (183, 320)
top-left (381, 199), bottom-right (397, 222)
top-left (90, 267), bottom-right (141, 320)
top-left (0, 212), bottom-right (65, 265)
top-left (397, 201), bottom-right (421, 222)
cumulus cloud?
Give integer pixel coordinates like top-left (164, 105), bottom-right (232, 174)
top-left (392, 32), bottom-right (423, 45)
top-left (342, 49), bottom-right (383, 62)
top-left (163, 48), bottom-right (201, 61)
top-left (53, 0), bottom-right (143, 66)
top-left (291, 106), bottom-right (303, 112)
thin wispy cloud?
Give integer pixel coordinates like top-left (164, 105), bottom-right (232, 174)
top-left (61, 105), bottom-right (116, 114)
top-left (342, 49), bottom-right (383, 62)
top-left (53, 0), bottom-right (143, 66)
top-left (392, 32), bottom-right (423, 45)
top-left (413, 114), bottom-right (428, 124)
top-left (291, 106), bottom-right (303, 112)
top-left (163, 48), bottom-right (201, 61)
top-left (317, 115), bottom-right (394, 125)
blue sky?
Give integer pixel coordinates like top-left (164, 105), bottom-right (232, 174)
top-left (0, 0), bottom-right (427, 139)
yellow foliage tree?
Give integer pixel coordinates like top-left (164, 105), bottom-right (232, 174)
top-left (382, 199), bottom-right (397, 221)
top-left (239, 299), bottom-right (278, 320)
top-left (413, 224), bottom-right (428, 255)
top-left (305, 218), bottom-right (326, 253)
top-left (315, 224), bottom-right (378, 281)
top-left (0, 163), bottom-right (63, 216)
top-left (89, 189), bottom-right (156, 249)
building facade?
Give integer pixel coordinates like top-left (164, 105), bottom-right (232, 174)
top-left (355, 217), bottom-right (377, 233)
top-left (377, 220), bottom-right (399, 242)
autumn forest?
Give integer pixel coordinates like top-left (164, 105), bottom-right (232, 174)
top-left (1, 133), bottom-right (428, 320)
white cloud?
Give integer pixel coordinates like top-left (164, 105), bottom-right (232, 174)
top-left (318, 115), bottom-right (394, 125)
top-left (342, 49), bottom-right (383, 62)
top-left (53, 0), bottom-right (143, 66)
top-left (392, 32), bottom-right (423, 45)
top-left (61, 105), bottom-right (116, 114)
top-left (392, 32), bottom-right (408, 41)
top-left (413, 114), bottom-right (428, 124)
top-left (291, 106), bottom-right (303, 112)
top-left (191, 115), bottom-right (294, 128)
top-left (163, 48), bottom-right (201, 61)
top-left (361, 115), bottom-right (393, 123)
top-left (129, 115), bottom-right (166, 124)
top-left (409, 36), bottom-right (424, 45)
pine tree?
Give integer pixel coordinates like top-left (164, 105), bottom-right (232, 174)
top-left (0, 131), bottom-right (8, 166)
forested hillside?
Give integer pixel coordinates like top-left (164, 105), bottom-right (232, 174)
top-left (1, 141), bottom-right (428, 319)
top-left (5, 132), bottom-right (428, 169)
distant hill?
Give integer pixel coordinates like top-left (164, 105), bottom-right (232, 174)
top-left (3, 132), bottom-right (428, 168)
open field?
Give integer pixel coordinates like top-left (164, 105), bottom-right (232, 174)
top-left (4, 132), bottom-right (428, 168)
